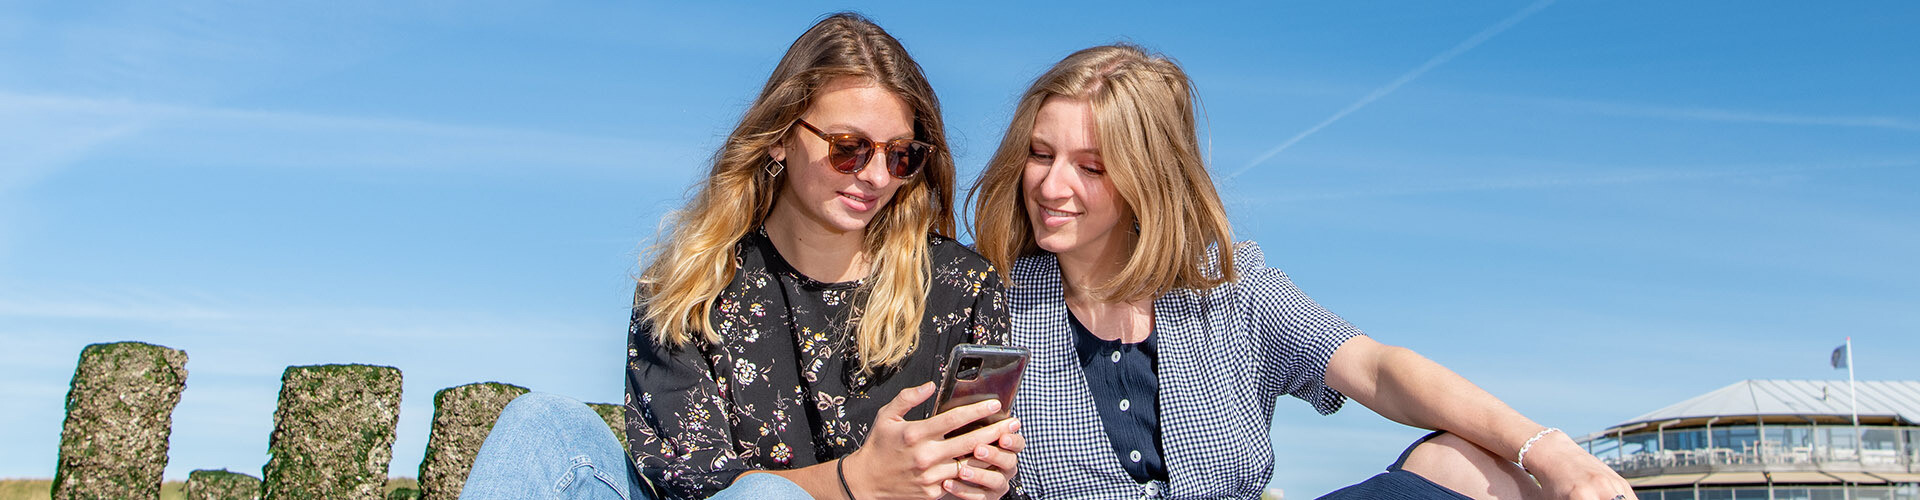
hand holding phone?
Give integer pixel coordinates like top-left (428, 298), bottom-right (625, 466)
top-left (931, 343), bottom-right (1029, 438)
top-left (851, 370), bottom-right (1027, 500)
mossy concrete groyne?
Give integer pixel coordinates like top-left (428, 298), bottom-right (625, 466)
top-left (185, 468), bottom-right (260, 500)
top-left (262, 364), bottom-right (403, 500)
top-left (49, 341), bottom-right (626, 500)
top-left (53, 341), bottom-right (188, 500)
top-left (416, 382), bottom-right (528, 500)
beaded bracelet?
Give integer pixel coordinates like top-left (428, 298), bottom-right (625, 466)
top-left (1516, 427), bottom-right (1562, 472)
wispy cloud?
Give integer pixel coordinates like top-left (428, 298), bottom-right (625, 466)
top-left (0, 296), bottom-right (235, 323)
top-left (0, 282), bottom-right (625, 401)
top-left (0, 282), bottom-right (242, 323)
top-left (1523, 97), bottom-right (1920, 133)
top-left (0, 91), bottom-right (687, 185)
top-left (0, 95), bottom-right (154, 193)
top-left (1228, 0), bottom-right (1559, 179)
top-left (1228, 158), bottom-right (1917, 204)
top-left (0, 282), bottom-right (608, 343)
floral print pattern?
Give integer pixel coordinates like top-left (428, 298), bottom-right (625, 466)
top-left (626, 230), bottom-right (1010, 499)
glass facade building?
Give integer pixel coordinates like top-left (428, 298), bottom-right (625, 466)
top-left (1577, 380), bottom-right (1920, 500)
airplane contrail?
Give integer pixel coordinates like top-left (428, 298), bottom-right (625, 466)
top-left (1227, 0), bottom-right (1559, 179)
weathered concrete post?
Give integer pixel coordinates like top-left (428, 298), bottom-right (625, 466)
top-left (52, 341), bottom-right (189, 500)
top-left (415, 382), bottom-right (529, 500)
top-left (185, 469), bottom-right (261, 500)
top-left (261, 364), bottom-right (403, 500)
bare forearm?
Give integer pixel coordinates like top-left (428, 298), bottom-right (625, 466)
top-left (1328, 337), bottom-right (1637, 498)
top-left (1329, 337), bottom-right (1544, 461)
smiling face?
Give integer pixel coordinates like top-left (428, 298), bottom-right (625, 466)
top-left (769, 77), bottom-right (916, 238)
top-left (1023, 96), bottom-right (1135, 265)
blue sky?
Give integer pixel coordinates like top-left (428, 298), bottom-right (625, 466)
top-left (2, 1), bottom-right (1916, 497)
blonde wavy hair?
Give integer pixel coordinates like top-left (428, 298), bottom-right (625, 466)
top-left (639, 13), bottom-right (955, 372)
top-left (969, 43), bottom-right (1234, 302)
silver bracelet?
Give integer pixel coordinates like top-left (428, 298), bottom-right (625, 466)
top-left (1516, 427), bottom-right (1562, 472)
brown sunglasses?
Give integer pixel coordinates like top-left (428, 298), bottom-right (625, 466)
top-left (793, 119), bottom-right (935, 179)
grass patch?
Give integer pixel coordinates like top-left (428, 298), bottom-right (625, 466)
top-left (0, 478), bottom-right (182, 500)
top-left (0, 477), bottom-right (418, 500)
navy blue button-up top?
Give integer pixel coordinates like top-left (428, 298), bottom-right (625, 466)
top-left (1069, 311), bottom-right (1168, 483)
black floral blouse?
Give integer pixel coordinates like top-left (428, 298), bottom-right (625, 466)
top-left (625, 228), bottom-right (1010, 499)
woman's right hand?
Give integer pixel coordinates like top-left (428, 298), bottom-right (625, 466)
top-left (845, 382), bottom-right (1021, 500)
top-left (1525, 432), bottom-right (1639, 500)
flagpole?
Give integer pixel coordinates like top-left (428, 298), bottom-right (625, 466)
top-left (1847, 337), bottom-right (1859, 459)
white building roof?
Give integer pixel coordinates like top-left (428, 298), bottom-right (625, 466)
top-left (1612, 380), bottom-right (1920, 430)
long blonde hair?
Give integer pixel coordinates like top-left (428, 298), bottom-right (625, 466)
top-left (640, 13), bottom-right (955, 372)
top-left (969, 44), bottom-right (1233, 302)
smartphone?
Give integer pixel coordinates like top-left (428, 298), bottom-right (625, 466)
top-left (930, 343), bottom-right (1029, 438)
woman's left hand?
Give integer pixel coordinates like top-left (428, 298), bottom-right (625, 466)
top-left (1525, 432), bottom-right (1638, 500)
top-left (939, 425), bottom-right (1025, 500)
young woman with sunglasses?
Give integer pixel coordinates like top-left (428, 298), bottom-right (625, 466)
top-left (969, 44), bottom-right (1634, 500)
top-left (461, 13), bottom-right (1021, 500)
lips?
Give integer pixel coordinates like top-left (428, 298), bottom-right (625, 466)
top-left (839, 191), bottom-right (880, 212)
top-left (1039, 205), bottom-right (1080, 227)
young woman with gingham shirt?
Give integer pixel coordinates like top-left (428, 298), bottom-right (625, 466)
top-left (968, 44), bottom-right (1636, 500)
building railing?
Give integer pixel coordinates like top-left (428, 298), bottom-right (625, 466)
top-left (1635, 484), bottom-right (1920, 500)
top-left (1602, 443), bottom-right (1915, 473)
top-left (1584, 423), bottom-right (1920, 476)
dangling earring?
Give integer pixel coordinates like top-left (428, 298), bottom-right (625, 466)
top-left (765, 158), bottom-right (786, 178)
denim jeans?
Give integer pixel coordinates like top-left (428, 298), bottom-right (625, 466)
top-left (461, 392), bottom-right (811, 500)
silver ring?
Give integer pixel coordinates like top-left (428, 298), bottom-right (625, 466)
top-left (1611, 495), bottom-right (1627, 500)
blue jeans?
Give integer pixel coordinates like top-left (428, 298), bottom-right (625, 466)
top-left (461, 392), bottom-right (811, 500)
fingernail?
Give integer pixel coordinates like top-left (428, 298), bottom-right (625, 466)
top-left (1009, 418), bottom-right (1021, 432)
top-left (987, 400), bottom-right (1001, 412)
top-left (976, 447), bottom-right (991, 459)
top-left (960, 466), bottom-right (972, 479)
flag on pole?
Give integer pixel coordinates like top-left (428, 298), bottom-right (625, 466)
top-left (1831, 344), bottom-right (1848, 369)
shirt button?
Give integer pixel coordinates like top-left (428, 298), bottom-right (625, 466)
top-left (1111, 351), bottom-right (1121, 363)
top-left (1129, 450), bottom-right (1143, 462)
top-left (1119, 399), bottom-right (1131, 411)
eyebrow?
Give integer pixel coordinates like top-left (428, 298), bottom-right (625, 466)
top-left (1028, 134), bottom-right (1099, 155)
top-left (816, 121), bottom-right (915, 142)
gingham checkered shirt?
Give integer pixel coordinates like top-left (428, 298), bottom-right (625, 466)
top-left (1008, 241), bottom-right (1363, 499)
